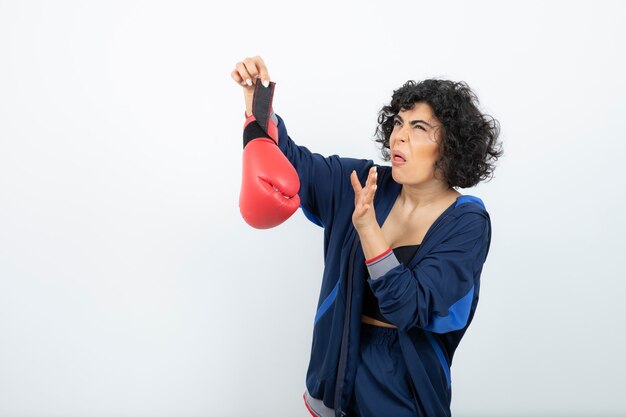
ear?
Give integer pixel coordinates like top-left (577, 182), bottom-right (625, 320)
top-left (432, 156), bottom-right (447, 182)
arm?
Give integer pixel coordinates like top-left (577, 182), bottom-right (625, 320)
top-left (365, 213), bottom-right (491, 332)
top-left (272, 112), bottom-right (373, 228)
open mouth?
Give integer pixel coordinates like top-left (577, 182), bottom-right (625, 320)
top-left (392, 149), bottom-right (407, 164)
top-left (392, 155), bottom-right (407, 165)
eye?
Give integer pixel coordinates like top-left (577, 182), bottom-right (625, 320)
top-left (393, 119), bottom-right (426, 131)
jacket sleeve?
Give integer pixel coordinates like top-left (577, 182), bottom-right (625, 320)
top-left (273, 112), bottom-right (372, 228)
top-left (366, 212), bottom-right (491, 332)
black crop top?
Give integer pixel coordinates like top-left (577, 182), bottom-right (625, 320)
top-left (362, 244), bottom-right (420, 325)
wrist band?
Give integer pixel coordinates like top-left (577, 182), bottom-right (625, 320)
top-left (365, 247), bottom-right (392, 265)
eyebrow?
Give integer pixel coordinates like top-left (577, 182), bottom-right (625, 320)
top-left (394, 114), bottom-right (433, 128)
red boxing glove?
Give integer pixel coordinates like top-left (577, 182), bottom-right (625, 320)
top-left (239, 81), bottom-right (300, 229)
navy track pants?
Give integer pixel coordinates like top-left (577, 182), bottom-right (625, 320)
top-left (347, 322), bottom-right (419, 417)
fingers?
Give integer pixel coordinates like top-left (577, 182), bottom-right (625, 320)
top-left (350, 170), bottom-right (363, 193)
top-left (362, 166), bottom-right (377, 196)
top-left (365, 170), bottom-right (376, 205)
top-left (235, 61), bottom-right (253, 86)
top-left (367, 166), bottom-right (377, 194)
top-left (231, 69), bottom-right (245, 86)
top-left (350, 167), bottom-right (378, 200)
top-left (245, 56), bottom-right (271, 86)
top-left (231, 56), bottom-right (271, 88)
top-left (350, 168), bottom-right (379, 226)
top-left (369, 166), bottom-right (378, 198)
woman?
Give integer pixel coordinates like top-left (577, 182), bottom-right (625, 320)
top-left (232, 56), bottom-right (503, 417)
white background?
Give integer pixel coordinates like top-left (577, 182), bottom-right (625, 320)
top-left (1, 1), bottom-right (625, 416)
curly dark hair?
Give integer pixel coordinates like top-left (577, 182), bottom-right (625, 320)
top-left (374, 79), bottom-right (503, 189)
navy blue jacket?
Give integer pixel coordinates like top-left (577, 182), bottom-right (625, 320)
top-left (271, 113), bottom-right (492, 417)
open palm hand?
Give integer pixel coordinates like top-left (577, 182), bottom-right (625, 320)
top-left (350, 166), bottom-right (379, 232)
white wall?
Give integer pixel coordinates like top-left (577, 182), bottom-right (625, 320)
top-left (1, 1), bottom-right (624, 416)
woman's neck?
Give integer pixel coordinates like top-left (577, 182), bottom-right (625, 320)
top-left (398, 183), bottom-right (460, 211)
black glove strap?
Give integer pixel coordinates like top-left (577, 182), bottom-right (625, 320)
top-left (252, 80), bottom-right (276, 133)
top-left (243, 80), bottom-right (277, 148)
top-left (243, 119), bottom-right (275, 148)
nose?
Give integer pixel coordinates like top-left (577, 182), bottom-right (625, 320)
top-left (391, 128), bottom-right (408, 145)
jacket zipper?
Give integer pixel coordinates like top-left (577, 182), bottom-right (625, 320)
top-left (333, 236), bottom-right (358, 417)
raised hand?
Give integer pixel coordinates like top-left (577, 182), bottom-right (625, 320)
top-left (350, 166), bottom-right (378, 233)
top-left (230, 55), bottom-right (271, 117)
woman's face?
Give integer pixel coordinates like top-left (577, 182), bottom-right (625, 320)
top-left (389, 102), bottom-right (444, 186)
